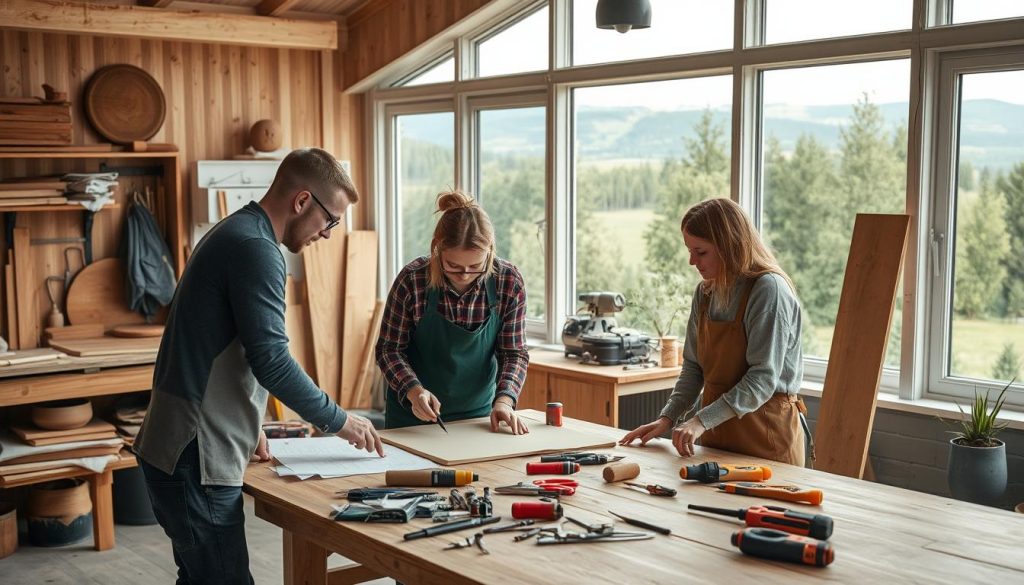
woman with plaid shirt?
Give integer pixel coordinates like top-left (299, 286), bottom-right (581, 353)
top-left (375, 191), bottom-right (530, 433)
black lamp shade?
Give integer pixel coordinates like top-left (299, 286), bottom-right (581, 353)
top-left (596, 0), bottom-right (652, 34)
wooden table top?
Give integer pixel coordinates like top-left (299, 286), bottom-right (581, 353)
top-left (243, 410), bottom-right (1023, 584)
top-left (528, 348), bottom-right (681, 383)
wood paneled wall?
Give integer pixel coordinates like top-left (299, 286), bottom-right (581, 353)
top-left (344, 0), bottom-right (492, 88)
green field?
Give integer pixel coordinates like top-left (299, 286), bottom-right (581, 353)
top-left (591, 207), bottom-right (658, 272)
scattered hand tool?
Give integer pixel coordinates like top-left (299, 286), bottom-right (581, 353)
top-left (540, 452), bottom-right (625, 465)
top-left (512, 501), bottom-right (564, 521)
top-left (688, 504), bottom-right (833, 540)
top-left (443, 531), bottom-right (489, 554)
top-left (732, 527), bottom-right (834, 567)
top-left (536, 528), bottom-right (653, 545)
top-left (482, 519), bottom-right (535, 534)
top-left (526, 461), bottom-right (580, 475)
top-left (495, 482), bottom-right (565, 497)
top-left (532, 478), bottom-right (578, 496)
top-left (404, 515), bottom-right (502, 540)
top-left (680, 462), bottom-right (772, 483)
top-left (435, 413), bottom-right (449, 433)
top-left (44, 276), bottom-right (66, 328)
top-left (608, 510), bottom-right (672, 535)
top-left (336, 488), bottom-right (440, 502)
top-left (717, 483), bottom-right (825, 506)
top-left (623, 482), bottom-right (677, 497)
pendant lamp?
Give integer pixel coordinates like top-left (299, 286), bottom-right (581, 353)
top-left (595, 0), bottom-right (652, 34)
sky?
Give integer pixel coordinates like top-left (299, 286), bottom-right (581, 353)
top-left (416, 0), bottom-right (1024, 109)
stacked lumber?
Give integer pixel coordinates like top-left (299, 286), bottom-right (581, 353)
top-left (0, 176), bottom-right (68, 207)
top-left (0, 97), bottom-right (73, 146)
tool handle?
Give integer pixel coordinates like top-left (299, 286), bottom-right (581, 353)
top-left (748, 507), bottom-right (834, 540)
top-left (731, 528), bottom-right (834, 567)
top-left (526, 461), bottom-right (580, 475)
top-left (404, 515), bottom-right (500, 540)
top-left (720, 483), bottom-right (824, 505)
top-left (613, 514), bottom-right (671, 535)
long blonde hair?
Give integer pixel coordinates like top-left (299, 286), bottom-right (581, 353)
top-left (681, 198), bottom-right (795, 312)
top-left (427, 190), bottom-right (497, 289)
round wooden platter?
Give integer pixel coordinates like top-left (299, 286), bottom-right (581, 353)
top-left (109, 324), bottom-right (165, 338)
top-left (84, 64), bottom-right (166, 145)
top-left (66, 258), bottom-right (158, 329)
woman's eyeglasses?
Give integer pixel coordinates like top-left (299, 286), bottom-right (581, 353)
top-left (441, 254), bottom-right (490, 275)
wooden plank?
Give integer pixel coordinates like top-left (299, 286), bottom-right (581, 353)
top-left (0, 0), bottom-right (338, 50)
top-left (11, 418), bottom-right (116, 441)
top-left (282, 530), bottom-right (328, 585)
top-left (815, 214), bottom-right (910, 479)
top-left (0, 347), bottom-right (63, 366)
top-left (4, 255), bottom-right (19, 349)
top-left (44, 323), bottom-right (106, 342)
top-left (12, 227), bottom-right (37, 349)
top-left (26, 431), bottom-right (118, 446)
top-left (48, 336), bottom-right (160, 357)
top-left (350, 299), bottom-right (384, 409)
top-left (283, 302), bottom-right (314, 420)
top-left (528, 348), bottom-right (681, 384)
top-left (302, 230), bottom-right (346, 404)
top-left (339, 230), bottom-right (376, 409)
top-left (0, 364), bottom-right (154, 406)
top-left (378, 413), bottom-right (616, 466)
top-left (327, 563), bottom-right (383, 585)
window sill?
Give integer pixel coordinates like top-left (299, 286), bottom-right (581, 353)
top-left (799, 381), bottom-right (1024, 431)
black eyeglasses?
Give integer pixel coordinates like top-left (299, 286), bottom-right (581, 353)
top-left (441, 253), bottom-right (491, 275)
top-left (308, 190), bottom-right (341, 232)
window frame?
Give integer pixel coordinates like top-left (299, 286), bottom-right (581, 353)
top-left (925, 47), bottom-right (1024, 407)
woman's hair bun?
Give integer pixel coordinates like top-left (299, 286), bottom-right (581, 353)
top-left (436, 190), bottom-right (476, 213)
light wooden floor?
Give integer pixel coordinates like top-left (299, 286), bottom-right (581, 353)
top-left (1, 494), bottom-right (395, 585)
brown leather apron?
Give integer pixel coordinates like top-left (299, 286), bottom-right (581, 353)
top-left (697, 278), bottom-right (805, 466)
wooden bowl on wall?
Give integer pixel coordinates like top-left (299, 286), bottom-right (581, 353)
top-left (31, 398), bottom-right (93, 431)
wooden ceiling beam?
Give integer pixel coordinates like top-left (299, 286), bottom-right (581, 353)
top-left (257, 0), bottom-right (303, 17)
top-left (0, 0), bottom-right (338, 50)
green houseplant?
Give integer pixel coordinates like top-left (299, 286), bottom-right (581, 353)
top-left (945, 380), bottom-right (1011, 506)
top-left (626, 272), bottom-right (692, 367)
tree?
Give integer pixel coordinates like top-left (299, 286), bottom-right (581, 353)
top-left (991, 342), bottom-right (1021, 381)
top-left (954, 187), bottom-right (1010, 319)
top-left (998, 163), bottom-right (1024, 318)
top-left (958, 159), bottom-right (976, 192)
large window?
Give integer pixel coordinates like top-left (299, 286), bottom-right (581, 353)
top-left (760, 60), bottom-right (909, 373)
top-left (373, 1), bottom-right (1024, 409)
top-left (932, 52), bottom-right (1024, 406)
top-left (475, 104), bottom-right (548, 321)
top-left (573, 76), bottom-right (732, 337)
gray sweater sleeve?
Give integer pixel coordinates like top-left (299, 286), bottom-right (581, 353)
top-left (659, 285), bottom-right (705, 422)
top-left (228, 238), bottom-right (347, 433)
top-left (695, 274), bottom-right (801, 429)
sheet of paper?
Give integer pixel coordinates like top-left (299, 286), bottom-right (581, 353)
top-left (267, 436), bottom-right (436, 480)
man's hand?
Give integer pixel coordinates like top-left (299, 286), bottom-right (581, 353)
top-left (407, 386), bottom-right (442, 423)
top-left (619, 416), bottom-right (672, 446)
top-left (490, 399), bottom-right (528, 435)
top-left (672, 417), bottom-right (707, 457)
top-left (250, 429), bottom-right (271, 462)
top-left (338, 413), bottom-right (385, 457)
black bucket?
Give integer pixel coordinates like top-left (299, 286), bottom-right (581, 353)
top-left (113, 466), bottom-right (158, 525)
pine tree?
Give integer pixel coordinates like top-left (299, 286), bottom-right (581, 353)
top-left (954, 186), bottom-right (1010, 318)
top-left (991, 342), bottom-right (1021, 381)
top-left (998, 163), bottom-right (1024, 318)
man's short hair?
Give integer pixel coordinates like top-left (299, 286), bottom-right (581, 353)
top-left (270, 148), bottom-right (358, 204)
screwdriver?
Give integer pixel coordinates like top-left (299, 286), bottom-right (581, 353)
top-left (688, 504), bottom-right (833, 539)
top-left (623, 481), bottom-right (677, 497)
top-left (680, 462), bottom-right (772, 483)
top-left (731, 527), bottom-right (834, 567)
top-left (717, 483), bottom-right (824, 505)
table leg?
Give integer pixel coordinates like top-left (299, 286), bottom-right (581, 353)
top-left (283, 529), bottom-right (328, 585)
top-left (88, 469), bottom-right (114, 551)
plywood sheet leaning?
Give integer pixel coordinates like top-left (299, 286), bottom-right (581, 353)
top-left (351, 299), bottom-right (385, 410)
top-left (301, 229), bottom-right (347, 404)
top-left (12, 228), bottom-right (36, 348)
top-left (280, 276), bottom-right (312, 421)
top-left (814, 214), bottom-right (910, 479)
top-left (5, 251), bottom-right (18, 349)
top-left (379, 412), bottom-right (617, 466)
top-left (340, 231), bottom-right (377, 409)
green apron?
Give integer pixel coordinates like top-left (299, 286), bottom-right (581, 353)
top-left (385, 276), bottom-right (500, 429)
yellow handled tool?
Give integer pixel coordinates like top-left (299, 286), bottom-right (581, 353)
top-left (717, 482), bottom-right (824, 506)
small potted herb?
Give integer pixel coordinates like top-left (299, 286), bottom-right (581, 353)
top-left (945, 380), bottom-right (1011, 506)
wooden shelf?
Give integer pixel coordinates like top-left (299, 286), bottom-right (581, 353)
top-left (0, 449), bottom-right (136, 488)
top-left (0, 203), bottom-right (119, 213)
top-left (0, 148), bottom-right (178, 159)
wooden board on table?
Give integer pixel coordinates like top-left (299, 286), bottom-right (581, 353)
top-left (0, 348), bottom-right (64, 366)
top-left (340, 231), bottom-right (377, 409)
top-left (815, 214), bottom-right (910, 479)
top-left (13, 227), bottom-right (36, 348)
top-left (379, 412), bottom-right (617, 466)
top-left (11, 418), bottom-right (116, 441)
top-left (47, 335), bottom-right (160, 357)
top-left (26, 431), bottom-right (118, 446)
top-left (302, 229), bottom-right (346, 404)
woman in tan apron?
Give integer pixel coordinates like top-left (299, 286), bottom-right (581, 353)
top-left (620, 198), bottom-right (806, 466)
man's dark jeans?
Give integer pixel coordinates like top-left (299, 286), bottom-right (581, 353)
top-left (139, 439), bottom-right (255, 585)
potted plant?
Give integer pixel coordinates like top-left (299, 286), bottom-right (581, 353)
top-left (626, 272), bottom-right (692, 367)
top-left (945, 380), bottom-right (1011, 506)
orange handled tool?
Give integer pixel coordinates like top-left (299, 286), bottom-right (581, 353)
top-left (688, 504), bottom-right (833, 539)
top-left (680, 462), bottom-right (772, 483)
top-left (732, 527), bottom-right (834, 567)
top-left (716, 482), bottom-right (824, 505)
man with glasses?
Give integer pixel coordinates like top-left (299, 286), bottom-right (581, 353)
top-left (135, 148), bottom-right (382, 585)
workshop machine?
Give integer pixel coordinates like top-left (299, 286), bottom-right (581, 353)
top-left (562, 292), bottom-right (651, 365)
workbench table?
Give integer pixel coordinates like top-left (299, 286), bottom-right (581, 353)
top-left (244, 410), bottom-right (1023, 584)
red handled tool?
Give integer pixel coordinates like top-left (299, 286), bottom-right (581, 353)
top-left (526, 461), bottom-right (580, 475)
top-left (688, 504), bottom-right (833, 539)
top-left (731, 527), bottom-right (834, 567)
top-left (532, 478), bottom-right (578, 496)
top-left (512, 501), bottom-right (563, 520)
top-left (623, 482), bottom-right (677, 497)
